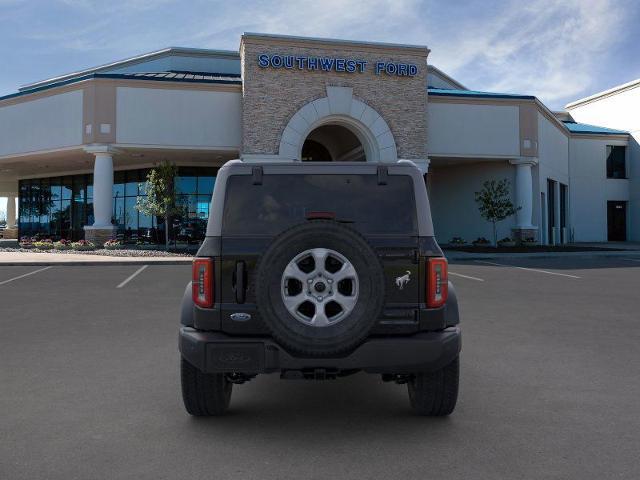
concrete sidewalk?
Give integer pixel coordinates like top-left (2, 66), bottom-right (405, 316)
top-left (3, 248), bottom-right (640, 265)
top-left (0, 251), bottom-right (192, 266)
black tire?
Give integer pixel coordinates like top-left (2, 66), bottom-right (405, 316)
top-left (255, 220), bottom-right (385, 357)
top-left (181, 357), bottom-right (232, 416)
top-left (408, 357), bottom-right (459, 416)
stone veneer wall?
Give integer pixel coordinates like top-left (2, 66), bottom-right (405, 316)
top-left (240, 36), bottom-right (429, 160)
top-left (84, 227), bottom-right (117, 246)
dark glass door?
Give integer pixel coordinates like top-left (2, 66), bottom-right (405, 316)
top-left (607, 201), bottom-right (627, 241)
top-left (560, 184), bottom-right (567, 243)
top-left (547, 179), bottom-right (556, 243)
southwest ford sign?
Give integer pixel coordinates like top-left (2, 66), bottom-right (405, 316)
top-left (257, 54), bottom-right (418, 77)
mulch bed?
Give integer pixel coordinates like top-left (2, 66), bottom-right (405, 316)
top-left (0, 247), bottom-right (192, 257)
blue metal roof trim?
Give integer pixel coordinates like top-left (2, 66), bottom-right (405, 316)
top-left (0, 72), bottom-right (242, 102)
top-left (428, 87), bottom-right (535, 100)
top-left (562, 121), bottom-right (628, 135)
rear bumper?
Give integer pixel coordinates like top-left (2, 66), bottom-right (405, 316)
top-left (179, 327), bottom-right (461, 374)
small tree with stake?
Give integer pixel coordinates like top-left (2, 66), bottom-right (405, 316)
top-left (474, 179), bottom-right (519, 247)
top-left (136, 161), bottom-right (182, 250)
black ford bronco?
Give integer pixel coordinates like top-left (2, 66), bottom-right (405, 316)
top-left (179, 160), bottom-right (461, 416)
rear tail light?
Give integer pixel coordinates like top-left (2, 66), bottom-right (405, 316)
top-left (192, 258), bottom-right (214, 308)
top-left (427, 257), bottom-right (448, 308)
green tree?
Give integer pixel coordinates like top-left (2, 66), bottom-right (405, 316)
top-left (136, 161), bottom-right (182, 250)
top-left (474, 179), bottom-right (520, 246)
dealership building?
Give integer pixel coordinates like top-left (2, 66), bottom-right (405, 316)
top-left (0, 33), bottom-right (637, 245)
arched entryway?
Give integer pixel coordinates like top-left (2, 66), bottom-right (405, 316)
top-left (278, 86), bottom-right (398, 163)
top-left (301, 124), bottom-right (366, 162)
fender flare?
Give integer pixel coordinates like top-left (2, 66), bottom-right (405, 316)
top-left (444, 281), bottom-right (459, 327)
top-left (180, 282), bottom-right (194, 326)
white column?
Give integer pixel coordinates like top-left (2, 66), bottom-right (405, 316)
top-left (6, 195), bottom-right (17, 228)
top-left (91, 152), bottom-right (114, 227)
top-left (83, 146), bottom-right (120, 240)
top-left (510, 158), bottom-right (538, 229)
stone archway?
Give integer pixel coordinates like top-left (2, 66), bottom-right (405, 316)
top-left (302, 122), bottom-right (365, 162)
top-left (278, 86), bottom-right (397, 163)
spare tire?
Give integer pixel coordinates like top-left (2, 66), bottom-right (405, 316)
top-left (255, 220), bottom-right (385, 357)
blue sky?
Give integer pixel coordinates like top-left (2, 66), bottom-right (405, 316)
top-left (1, 0), bottom-right (639, 108)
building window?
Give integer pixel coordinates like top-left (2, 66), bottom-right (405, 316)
top-left (606, 145), bottom-right (626, 179)
top-left (18, 166), bottom-right (217, 246)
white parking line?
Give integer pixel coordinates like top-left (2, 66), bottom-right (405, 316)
top-left (449, 272), bottom-right (484, 282)
top-left (0, 266), bottom-right (52, 286)
top-left (475, 260), bottom-right (581, 279)
top-left (116, 265), bottom-right (149, 289)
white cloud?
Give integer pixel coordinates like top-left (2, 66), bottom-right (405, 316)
top-left (180, 0), bottom-right (629, 107)
top-left (426, 0), bottom-right (628, 107)
top-left (3, 0), bottom-right (634, 108)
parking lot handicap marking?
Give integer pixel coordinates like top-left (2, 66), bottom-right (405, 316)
top-left (449, 272), bottom-right (484, 282)
top-left (0, 266), bottom-right (52, 286)
top-left (116, 265), bottom-right (149, 289)
top-left (474, 260), bottom-right (581, 279)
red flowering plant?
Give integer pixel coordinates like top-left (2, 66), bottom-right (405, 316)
top-left (103, 239), bottom-right (123, 250)
top-left (19, 236), bottom-right (34, 249)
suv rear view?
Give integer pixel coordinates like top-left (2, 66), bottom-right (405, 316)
top-left (179, 160), bottom-right (460, 416)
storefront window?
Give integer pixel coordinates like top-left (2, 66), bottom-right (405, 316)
top-left (18, 166), bottom-right (217, 245)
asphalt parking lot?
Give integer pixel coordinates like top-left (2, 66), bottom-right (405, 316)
top-left (1, 257), bottom-right (640, 479)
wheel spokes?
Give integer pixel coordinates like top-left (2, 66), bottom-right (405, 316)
top-left (333, 261), bottom-right (357, 282)
top-left (281, 291), bottom-right (307, 311)
top-left (334, 292), bottom-right (357, 312)
top-left (310, 307), bottom-right (331, 327)
top-left (310, 248), bottom-right (329, 273)
top-left (281, 248), bottom-right (359, 328)
top-left (283, 261), bottom-right (307, 283)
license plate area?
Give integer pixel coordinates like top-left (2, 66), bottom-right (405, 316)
top-left (205, 343), bottom-right (265, 373)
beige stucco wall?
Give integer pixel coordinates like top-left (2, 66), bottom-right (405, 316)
top-left (427, 102), bottom-right (520, 157)
top-left (569, 136), bottom-right (630, 241)
top-left (116, 86), bottom-right (242, 148)
top-left (240, 35), bottom-right (429, 160)
top-left (0, 90), bottom-right (83, 157)
top-left (567, 86), bottom-right (640, 241)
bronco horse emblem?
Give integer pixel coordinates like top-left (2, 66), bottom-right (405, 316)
top-left (395, 270), bottom-right (411, 290)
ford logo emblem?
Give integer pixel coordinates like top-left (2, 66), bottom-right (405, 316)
top-left (230, 312), bottom-right (252, 322)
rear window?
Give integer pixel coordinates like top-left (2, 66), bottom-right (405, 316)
top-left (222, 174), bottom-right (417, 235)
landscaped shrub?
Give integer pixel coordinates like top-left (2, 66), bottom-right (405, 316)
top-left (71, 240), bottom-right (96, 251)
top-left (519, 237), bottom-right (537, 246)
top-left (449, 236), bottom-right (466, 245)
top-left (497, 237), bottom-right (516, 246)
top-left (54, 239), bottom-right (73, 250)
top-left (472, 237), bottom-right (491, 246)
top-left (33, 239), bottom-right (54, 250)
top-left (103, 239), bottom-right (123, 250)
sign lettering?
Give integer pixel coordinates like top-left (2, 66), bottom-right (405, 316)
top-left (257, 54), bottom-right (417, 77)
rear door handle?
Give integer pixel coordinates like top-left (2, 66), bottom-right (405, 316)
top-left (234, 261), bottom-right (246, 304)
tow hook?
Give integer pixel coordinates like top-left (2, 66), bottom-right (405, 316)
top-left (381, 374), bottom-right (413, 384)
